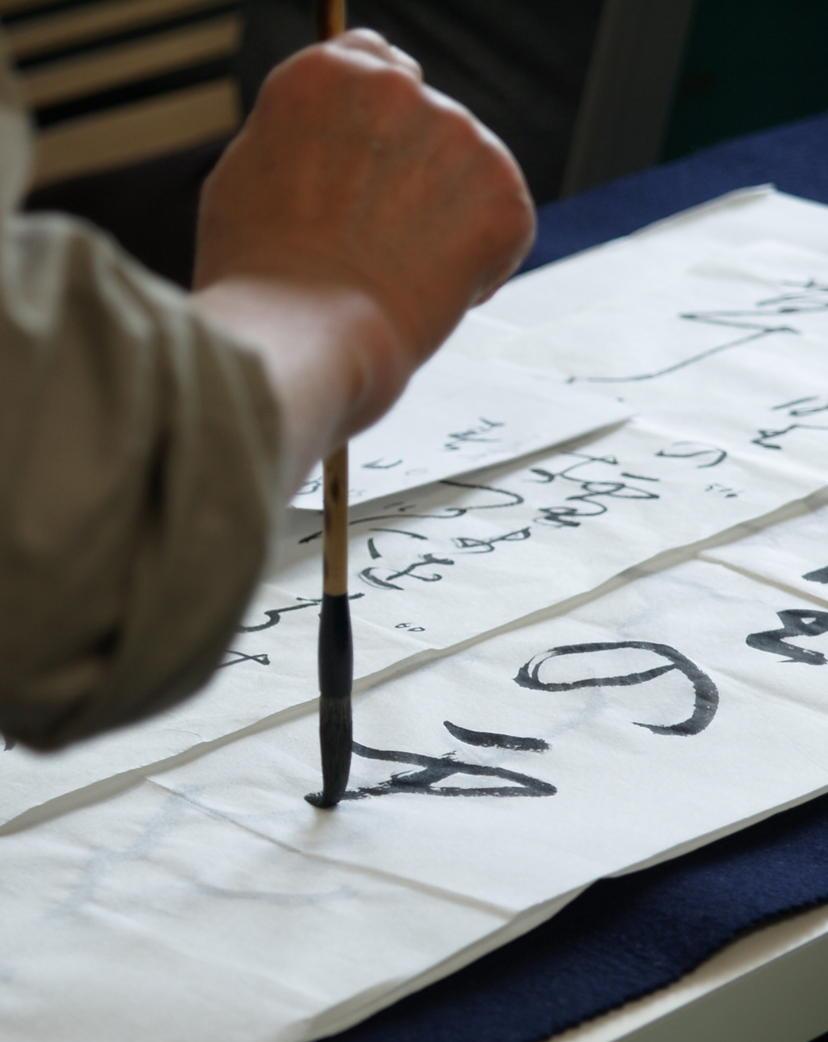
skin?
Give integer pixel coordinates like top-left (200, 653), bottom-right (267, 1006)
top-left (192, 29), bottom-right (536, 494)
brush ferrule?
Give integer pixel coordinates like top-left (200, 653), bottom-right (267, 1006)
top-left (318, 593), bottom-right (353, 701)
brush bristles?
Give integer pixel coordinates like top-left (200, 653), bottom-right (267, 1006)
top-left (306, 696), bottom-right (353, 808)
top-left (307, 591), bottom-right (354, 809)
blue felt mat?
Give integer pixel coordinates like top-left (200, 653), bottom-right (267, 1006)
top-left (523, 109), bottom-right (828, 271)
top-left (332, 794), bottom-right (828, 1042)
top-left (330, 115), bottom-right (828, 1041)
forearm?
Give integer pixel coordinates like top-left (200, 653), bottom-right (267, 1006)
top-left (0, 215), bottom-right (283, 750)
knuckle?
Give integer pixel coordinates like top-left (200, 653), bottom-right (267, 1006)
top-left (284, 43), bottom-right (341, 83)
top-left (342, 26), bottom-right (389, 49)
top-left (257, 44), bottom-right (349, 112)
top-left (297, 42), bottom-right (343, 78)
top-left (371, 62), bottom-right (420, 101)
top-left (391, 45), bottom-right (421, 74)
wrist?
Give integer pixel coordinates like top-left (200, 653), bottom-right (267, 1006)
top-left (191, 276), bottom-right (408, 488)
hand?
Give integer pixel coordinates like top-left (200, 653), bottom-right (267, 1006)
top-left (193, 30), bottom-right (535, 485)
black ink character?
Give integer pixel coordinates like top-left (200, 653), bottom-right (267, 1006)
top-left (360, 522), bottom-right (530, 594)
top-left (450, 527), bottom-right (532, 554)
top-left (656, 441), bottom-right (728, 469)
top-left (774, 396), bottom-right (828, 416)
top-left (439, 478), bottom-right (525, 510)
top-left (295, 477), bottom-right (323, 496)
top-left (753, 423), bottom-right (828, 450)
top-left (343, 740), bottom-right (556, 799)
top-left (803, 566), bottom-right (828, 585)
top-left (705, 483), bottom-right (739, 499)
top-left (749, 279), bottom-right (828, 315)
top-left (365, 529), bottom-right (428, 560)
top-left (238, 594), bottom-right (364, 633)
top-left (746, 609), bottom-right (828, 666)
top-left (299, 480), bottom-right (525, 545)
top-left (359, 552), bottom-right (455, 591)
top-left (220, 650), bottom-right (271, 668)
top-left (239, 597), bottom-right (321, 632)
top-left (444, 418), bottom-right (505, 452)
top-left (362, 458), bottom-right (403, 470)
top-left (568, 278), bottom-right (828, 385)
top-left (527, 452), bottom-right (616, 484)
top-left (298, 502), bottom-right (467, 545)
top-left (442, 720), bottom-right (549, 752)
top-left (514, 640), bottom-right (719, 736)
top-left (529, 454), bottom-right (660, 529)
top-left (752, 396), bottom-right (828, 450)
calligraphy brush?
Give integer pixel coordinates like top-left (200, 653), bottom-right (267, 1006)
top-left (306, 0), bottom-right (352, 810)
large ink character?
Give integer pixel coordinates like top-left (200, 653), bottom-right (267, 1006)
top-left (344, 737), bottom-right (557, 800)
top-left (514, 640), bottom-right (719, 737)
top-left (746, 609), bottom-right (828, 666)
top-left (337, 639), bottom-right (718, 803)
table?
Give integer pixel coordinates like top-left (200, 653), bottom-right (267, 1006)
top-left (328, 112), bottom-right (828, 1042)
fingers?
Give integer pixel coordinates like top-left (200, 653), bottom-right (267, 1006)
top-left (332, 28), bottom-right (423, 80)
top-left (231, 24), bottom-right (535, 367)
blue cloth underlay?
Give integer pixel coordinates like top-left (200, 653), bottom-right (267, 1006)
top-left (330, 113), bottom-right (828, 1042)
top-left (332, 795), bottom-right (828, 1042)
top-left (523, 110), bottom-right (828, 271)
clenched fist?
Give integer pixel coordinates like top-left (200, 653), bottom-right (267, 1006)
top-left (193, 29), bottom-right (535, 489)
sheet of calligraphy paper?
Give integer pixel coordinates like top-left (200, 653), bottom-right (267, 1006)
top-left (4, 190), bottom-right (828, 830)
top-left (3, 189), bottom-right (828, 1042)
top-left (290, 354), bottom-right (630, 509)
top-left (471, 186), bottom-right (828, 331)
top-left (274, 417), bottom-right (815, 647)
top-left (2, 405), bottom-right (819, 827)
top-left (3, 547), bottom-right (826, 1042)
top-left (269, 238), bottom-right (828, 654)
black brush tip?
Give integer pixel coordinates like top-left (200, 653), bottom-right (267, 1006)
top-left (307, 592), bottom-right (353, 809)
top-left (306, 695), bottom-right (352, 808)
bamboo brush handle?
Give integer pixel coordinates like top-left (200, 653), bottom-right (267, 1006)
top-left (319, 1), bottom-right (348, 598)
top-left (322, 445), bottom-right (348, 595)
top-left (317, 0), bottom-right (346, 38)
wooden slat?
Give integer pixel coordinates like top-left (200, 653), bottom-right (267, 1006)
top-left (5, 0), bottom-right (232, 60)
top-left (33, 78), bottom-right (238, 184)
top-left (0, 0), bottom-right (50, 15)
top-left (21, 15), bottom-right (239, 106)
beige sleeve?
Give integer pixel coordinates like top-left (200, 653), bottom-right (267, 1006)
top-left (0, 212), bottom-right (284, 751)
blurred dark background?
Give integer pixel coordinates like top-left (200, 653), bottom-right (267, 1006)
top-left (665, 0), bottom-right (828, 161)
top-left (238, 0), bottom-right (828, 201)
top-left (237, 0), bottom-right (603, 203)
top-left (3, 0), bottom-right (827, 282)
